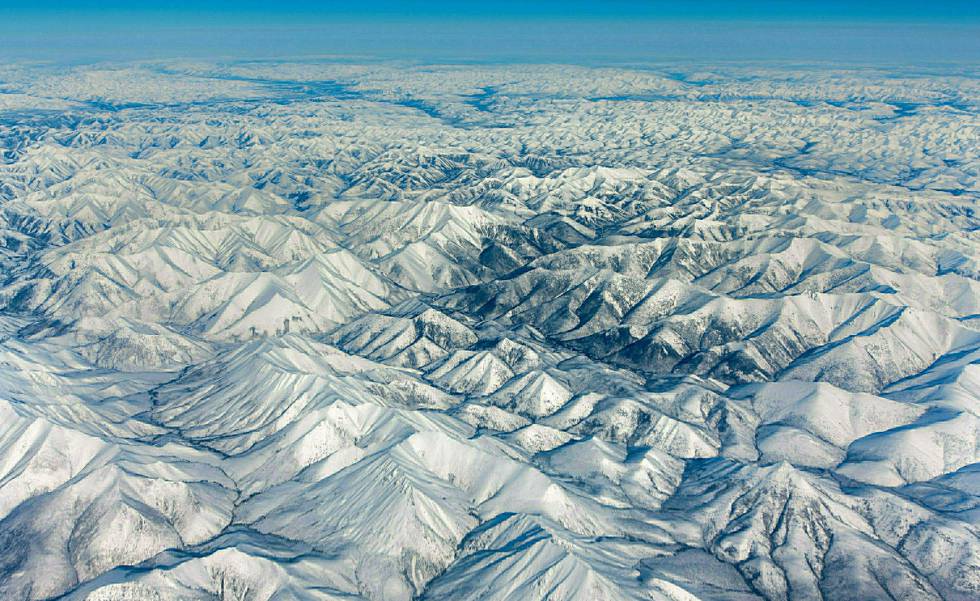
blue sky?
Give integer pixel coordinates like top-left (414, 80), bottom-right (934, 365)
top-left (4, 1), bottom-right (980, 22)
top-left (1, 2), bottom-right (978, 62)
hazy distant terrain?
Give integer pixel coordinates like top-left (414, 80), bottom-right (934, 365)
top-left (0, 60), bottom-right (977, 600)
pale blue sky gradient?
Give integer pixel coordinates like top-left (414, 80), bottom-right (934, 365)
top-left (1, 2), bottom-right (977, 63)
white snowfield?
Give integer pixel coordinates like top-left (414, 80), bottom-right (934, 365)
top-left (0, 60), bottom-right (977, 600)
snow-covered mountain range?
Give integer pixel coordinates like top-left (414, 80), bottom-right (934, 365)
top-left (0, 60), bottom-right (977, 600)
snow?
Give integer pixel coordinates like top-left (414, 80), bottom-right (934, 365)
top-left (0, 59), bottom-right (976, 601)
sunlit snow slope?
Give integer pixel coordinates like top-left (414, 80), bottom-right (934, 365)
top-left (0, 60), bottom-right (977, 601)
